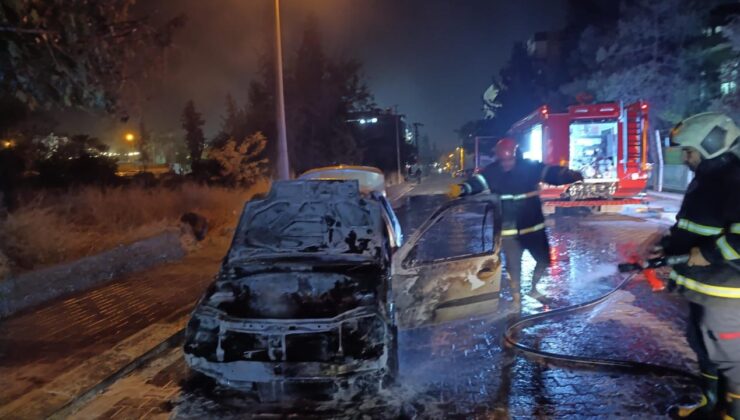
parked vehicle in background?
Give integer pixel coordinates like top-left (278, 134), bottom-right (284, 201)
top-left (507, 101), bottom-right (651, 202)
top-left (465, 101), bottom-right (651, 205)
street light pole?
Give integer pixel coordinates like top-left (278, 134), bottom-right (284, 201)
top-left (274, 0), bottom-right (290, 180)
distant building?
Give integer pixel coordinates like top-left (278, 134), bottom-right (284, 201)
top-left (699, 2), bottom-right (740, 101)
top-left (347, 109), bottom-right (416, 174)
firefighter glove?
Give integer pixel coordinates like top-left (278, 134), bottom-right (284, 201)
top-left (448, 184), bottom-right (464, 198)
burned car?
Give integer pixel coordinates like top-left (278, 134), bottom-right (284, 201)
top-left (184, 179), bottom-right (503, 400)
top-left (184, 180), bottom-right (397, 400)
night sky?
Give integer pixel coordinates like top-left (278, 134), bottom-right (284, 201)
top-left (62, 0), bottom-right (568, 151)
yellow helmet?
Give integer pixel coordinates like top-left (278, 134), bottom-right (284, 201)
top-left (671, 113), bottom-right (740, 160)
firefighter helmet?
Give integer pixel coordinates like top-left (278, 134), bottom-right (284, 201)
top-left (494, 137), bottom-right (519, 160)
top-left (671, 113), bottom-right (740, 160)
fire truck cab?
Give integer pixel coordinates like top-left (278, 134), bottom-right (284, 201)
top-left (507, 101), bottom-right (651, 202)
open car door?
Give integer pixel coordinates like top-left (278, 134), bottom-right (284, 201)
top-left (392, 195), bottom-right (502, 328)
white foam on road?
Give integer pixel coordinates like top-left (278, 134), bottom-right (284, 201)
top-left (569, 263), bottom-right (619, 287)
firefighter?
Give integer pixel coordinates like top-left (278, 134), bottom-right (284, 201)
top-left (449, 138), bottom-right (583, 305)
top-left (646, 113), bottom-right (740, 419)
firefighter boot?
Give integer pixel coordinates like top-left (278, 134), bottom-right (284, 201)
top-left (505, 273), bottom-right (521, 309)
top-left (669, 374), bottom-right (719, 419)
top-left (527, 287), bottom-right (545, 302)
top-left (527, 261), bottom-right (548, 302)
top-left (511, 292), bottom-right (521, 307)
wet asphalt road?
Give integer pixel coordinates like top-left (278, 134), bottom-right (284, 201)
top-left (69, 176), bottom-right (698, 419)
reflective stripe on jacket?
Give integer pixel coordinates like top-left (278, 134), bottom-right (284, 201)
top-left (501, 222), bottom-right (546, 237)
top-left (665, 158), bottom-right (740, 304)
top-left (461, 159), bottom-right (581, 235)
top-left (670, 271), bottom-right (740, 299)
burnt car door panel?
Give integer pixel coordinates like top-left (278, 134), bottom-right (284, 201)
top-left (392, 196), bottom-right (502, 328)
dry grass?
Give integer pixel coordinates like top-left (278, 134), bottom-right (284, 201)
top-left (0, 179), bottom-right (270, 276)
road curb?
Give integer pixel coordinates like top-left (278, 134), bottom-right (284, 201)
top-left (0, 312), bottom-right (189, 419)
top-left (388, 183), bottom-right (415, 208)
top-left (646, 191), bottom-right (684, 201)
top-left (0, 229), bottom-right (188, 318)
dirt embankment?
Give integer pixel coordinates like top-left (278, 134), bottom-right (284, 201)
top-left (0, 180), bottom-right (270, 280)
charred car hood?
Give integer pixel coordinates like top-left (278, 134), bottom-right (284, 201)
top-left (226, 180), bottom-right (386, 265)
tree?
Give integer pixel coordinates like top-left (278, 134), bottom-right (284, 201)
top-left (244, 52), bottom-right (277, 171)
top-left (35, 135), bottom-right (117, 188)
top-left (212, 93), bottom-right (249, 149)
top-left (157, 132), bottom-right (189, 169)
top-left (283, 21), bottom-right (373, 173)
top-left (0, 147), bottom-right (25, 209)
top-left (419, 134), bottom-right (432, 165)
top-left (239, 21), bottom-right (373, 174)
top-left (460, 43), bottom-right (547, 144)
top-left (181, 100), bottom-right (205, 165)
top-left (208, 132), bottom-right (269, 186)
top-left (724, 16), bottom-right (740, 52)
top-left (325, 128), bottom-right (362, 166)
top-left (0, 96), bottom-right (58, 148)
top-left (138, 120), bottom-right (151, 165)
top-left (492, 44), bottom-right (546, 131)
top-left (0, 1), bottom-right (185, 115)
top-left (562, 0), bottom-right (716, 129)
top-left (710, 16), bottom-right (740, 122)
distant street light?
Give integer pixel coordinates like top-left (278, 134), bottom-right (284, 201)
top-left (274, 0), bottom-right (290, 180)
top-left (347, 117), bottom-right (378, 125)
top-left (124, 132), bottom-right (136, 163)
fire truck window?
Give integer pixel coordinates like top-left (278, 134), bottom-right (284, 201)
top-left (569, 122), bottom-right (618, 179)
top-left (522, 124), bottom-right (543, 162)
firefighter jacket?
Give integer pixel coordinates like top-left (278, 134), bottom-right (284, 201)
top-left (661, 155), bottom-right (740, 306)
top-left (460, 159), bottom-right (583, 237)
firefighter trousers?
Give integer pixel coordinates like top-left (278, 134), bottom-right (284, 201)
top-left (501, 230), bottom-right (550, 295)
top-left (687, 301), bottom-right (740, 414)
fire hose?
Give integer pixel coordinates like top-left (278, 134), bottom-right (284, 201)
top-left (503, 254), bottom-right (700, 380)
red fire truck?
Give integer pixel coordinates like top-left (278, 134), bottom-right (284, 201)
top-left (505, 101), bottom-right (651, 205)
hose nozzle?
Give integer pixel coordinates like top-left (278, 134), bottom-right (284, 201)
top-left (617, 255), bottom-right (690, 273)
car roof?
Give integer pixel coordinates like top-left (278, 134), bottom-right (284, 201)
top-left (298, 165), bottom-right (386, 195)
